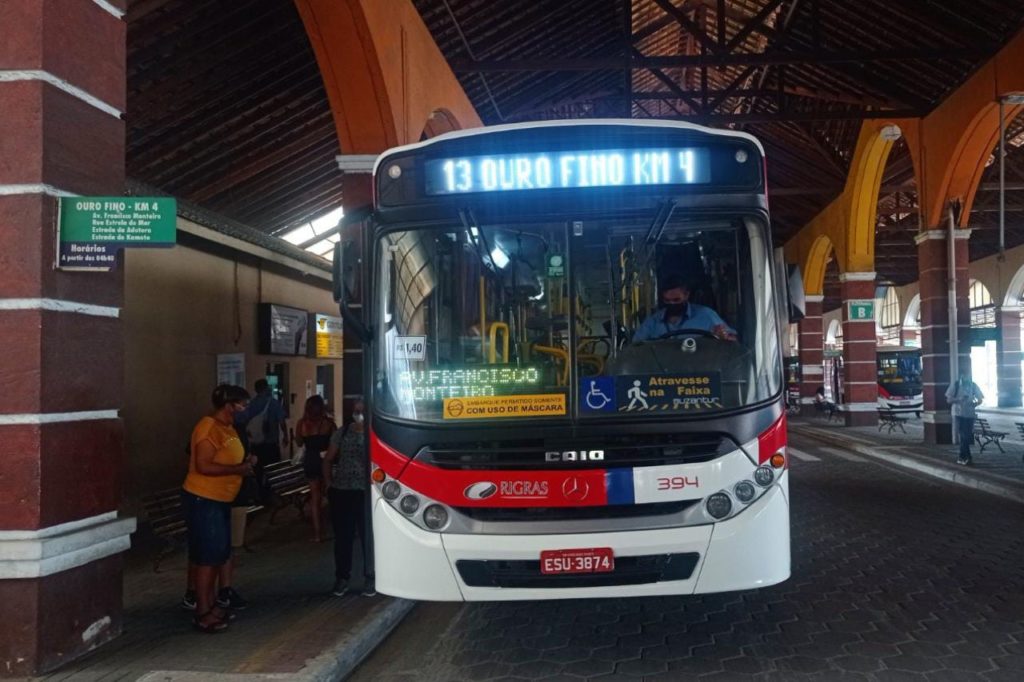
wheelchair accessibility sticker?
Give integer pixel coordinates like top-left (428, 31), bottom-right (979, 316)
top-left (614, 374), bottom-right (723, 411)
top-left (581, 377), bottom-right (616, 412)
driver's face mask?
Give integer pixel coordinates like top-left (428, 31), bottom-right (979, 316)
top-left (661, 293), bottom-right (688, 317)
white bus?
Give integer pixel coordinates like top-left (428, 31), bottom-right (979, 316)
top-left (334, 120), bottom-right (797, 600)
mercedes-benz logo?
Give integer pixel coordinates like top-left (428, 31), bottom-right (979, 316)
top-left (561, 477), bottom-right (590, 502)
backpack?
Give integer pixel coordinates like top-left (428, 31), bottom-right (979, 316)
top-left (245, 400), bottom-right (272, 445)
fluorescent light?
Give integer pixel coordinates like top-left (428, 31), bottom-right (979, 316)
top-left (880, 124), bottom-right (902, 142)
top-left (490, 246), bottom-right (509, 269)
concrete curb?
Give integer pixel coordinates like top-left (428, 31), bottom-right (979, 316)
top-left (134, 597), bottom-right (416, 682)
top-left (303, 597), bottom-right (415, 682)
top-left (792, 425), bottom-right (1024, 505)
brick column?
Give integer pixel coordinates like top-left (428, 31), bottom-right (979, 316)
top-left (839, 274), bottom-right (879, 426)
top-left (916, 229), bottom-right (971, 444)
top-left (997, 307), bottom-right (1023, 408)
top-left (798, 296), bottom-right (824, 404)
top-left (0, 1), bottom-right (132, 676)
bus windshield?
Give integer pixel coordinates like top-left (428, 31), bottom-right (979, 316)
top-left (373, 212), bottom-right (781, 422)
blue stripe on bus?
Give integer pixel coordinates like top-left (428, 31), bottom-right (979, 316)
top-left (605, 468), bottom-right (635, 505)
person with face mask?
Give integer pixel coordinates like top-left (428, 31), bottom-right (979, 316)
top-left (182, 384), bottom-right (257, 632)
top-left (945, 370), bottom-right (984, 465)
top-left (322, 399), bottom-right (375, 597)
top-left (632, 274), bottom-right (736, 343)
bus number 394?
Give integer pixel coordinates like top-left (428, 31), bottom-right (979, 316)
top-left (656, 476), bottom-right (700, 490)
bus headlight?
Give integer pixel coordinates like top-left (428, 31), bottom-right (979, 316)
top-left (754, 466), bottom-right (774, 487)
top-left (399, 495), bottom-right (420, 515)
top-left (734, 481), bottom-right (756, 503)
top-left (706, 493), bottom-right (732, 519)
top-left (422, 504), bottom-right (449, 530)
top-left (381, 480), bottom-right (401, 501)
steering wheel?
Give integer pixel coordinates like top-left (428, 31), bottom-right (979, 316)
top-left (657, 328), bottom-right (719, 341)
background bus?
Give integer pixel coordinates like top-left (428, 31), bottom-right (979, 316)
top-left (335, 120), bottom-right (800, 601)
top-left (877, 346), bottom-right (923, 415)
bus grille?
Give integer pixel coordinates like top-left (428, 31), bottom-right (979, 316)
top-left (418, 433), bottom-right (727, 470)
top-left (456, 553), bottom-right (700, 588)
top-left (453, 500), bottom-right (698, 522)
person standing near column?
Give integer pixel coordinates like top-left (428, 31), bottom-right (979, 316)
top-left (322, 400), bottom-right (375, 596)
top-left (183, 385), bottom-right (256, 632)
top-left (945, 371), bottom-right (984, 465)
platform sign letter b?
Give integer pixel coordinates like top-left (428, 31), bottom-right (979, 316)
top-left (848, 300), bottom-right (874, 321)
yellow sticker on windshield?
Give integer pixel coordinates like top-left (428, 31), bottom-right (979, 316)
top-left (443, 394), bottom-right (566, 420)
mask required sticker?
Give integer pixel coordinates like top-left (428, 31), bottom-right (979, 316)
top-left (616, 373), bottom-right (723, 411)
top-left (443, 394), bottom-right (566, 419)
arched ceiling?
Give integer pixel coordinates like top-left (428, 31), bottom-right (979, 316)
top-left (126, 0), bottom-right (1024, 290)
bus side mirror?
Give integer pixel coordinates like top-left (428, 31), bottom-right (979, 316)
top-left (332, 206), bottom-right (372, 343)
top-left (786, 264), bottom-right (806, 323)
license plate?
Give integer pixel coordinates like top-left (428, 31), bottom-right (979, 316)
top-left (540, 547), bottom-right (615, 575)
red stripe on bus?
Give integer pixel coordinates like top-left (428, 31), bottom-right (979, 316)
top-left (757, 412), bottom-right (787, 465)
top-left (370, 430), bottom-right (412, 479)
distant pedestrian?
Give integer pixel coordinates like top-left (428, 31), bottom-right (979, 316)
top-left (945, 372), bottom-right (984, 465)
top-left (322, 400), bottom-right (375, 597)
top-left (295, 395), bottom-right (336, 543)
top-left (182, 384), bottom-right (256, 632)
top-left (239, 379), bottom-right (288, 502)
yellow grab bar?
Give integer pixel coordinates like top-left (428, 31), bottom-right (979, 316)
top-left (488, 322), bottom-right (510, 364)
top-left (532, 344), bottom-right (569, 386)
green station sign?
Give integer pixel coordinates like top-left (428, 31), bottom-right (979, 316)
top-left (57, 197), bottom-right (177, 270)
top-left (847, 299), bottom-right (876, 321)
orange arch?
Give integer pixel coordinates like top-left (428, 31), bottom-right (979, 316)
top-left (784, 120), bottom-right (903, 290)
top-left (294, 0), bottom-right (482, 154)
top-left (803, 235), bottom-right (835, 297)
top-left (904, 28), bottom-right (1024, 227)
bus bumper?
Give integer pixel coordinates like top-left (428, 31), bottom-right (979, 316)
top-left (372, 472), bottom-right (790, 601)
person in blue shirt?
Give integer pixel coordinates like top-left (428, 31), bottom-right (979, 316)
top-left (632, 275), bottom-right (736, 342)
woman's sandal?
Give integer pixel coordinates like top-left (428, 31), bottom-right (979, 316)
top-left (193, 610), bottom-right (229, 633)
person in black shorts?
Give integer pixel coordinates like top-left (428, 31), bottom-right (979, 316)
top-left (294, 395), bottom-right (336, 543)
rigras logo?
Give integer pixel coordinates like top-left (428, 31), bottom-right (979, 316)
top-left (463, 482), bottom-right (497, 500)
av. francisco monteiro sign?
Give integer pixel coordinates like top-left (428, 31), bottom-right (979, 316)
top-left (57, 197), bottom-right (177, 270)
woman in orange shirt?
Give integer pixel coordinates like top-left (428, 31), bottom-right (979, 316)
top-left (294, 395), bottom-right (336, 543)
top-left (183, 384), bottom-right (256, 632)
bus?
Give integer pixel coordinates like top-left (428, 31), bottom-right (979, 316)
top-left (333, 120), bottom-right (799, 600)
top-left (877, 346), bottom-right (923, 415)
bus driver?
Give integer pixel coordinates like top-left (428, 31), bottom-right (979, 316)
top-left (632, 275), bottom-right (736, 342)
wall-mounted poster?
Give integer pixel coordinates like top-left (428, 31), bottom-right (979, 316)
top-left (216, 353), bottom-right (246, 387)
top-left (258, 303), bottom-right (309, 356)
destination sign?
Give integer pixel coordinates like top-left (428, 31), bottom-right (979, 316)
top-left (424, 147), bottom-right (711, 195)
top-left (397, 366), bottom-right (541, 402)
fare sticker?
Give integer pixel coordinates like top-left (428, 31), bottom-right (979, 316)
top-left (443, 394), bottom-right (566, 420)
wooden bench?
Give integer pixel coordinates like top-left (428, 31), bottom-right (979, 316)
top-left (142, 488), bottom-right (188, 573)
top-left (142, 487), bottom-right (263, 573)
top-left (878, 408), bottom-right (908, 434)
top-left (973, 418), bottom-right (1007, 454)
top-left (264, 460), bottom-right (310, 523)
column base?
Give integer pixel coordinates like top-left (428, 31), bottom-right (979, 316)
top-left (0, 553), bottom-right (124, 676)
top-left (923, 411), bottom-right (953, 445)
